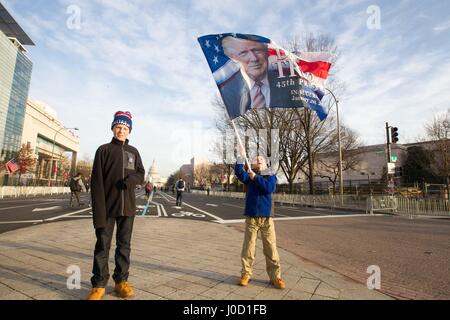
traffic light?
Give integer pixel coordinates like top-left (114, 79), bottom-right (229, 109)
top-left (391, 127), bottom-right (399, 143)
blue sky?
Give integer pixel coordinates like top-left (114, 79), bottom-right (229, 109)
top-left (3, 0), bottom-right (450, 177)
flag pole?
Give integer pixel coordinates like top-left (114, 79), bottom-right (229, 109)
top-left (231, 119), bottom-right (250, 169)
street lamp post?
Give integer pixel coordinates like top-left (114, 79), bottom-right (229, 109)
top-left (48, 127), bottom-right (78, 186)
top-left (326, 88), bottom-right (344, 205)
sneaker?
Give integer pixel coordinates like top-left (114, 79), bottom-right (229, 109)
top-left (86, 287), bottom-right (105, 300)
top-left (114, 281), bottom-right (135, 298)
top-left (239, 275), bottom-right (250, 286)
top-left (271, 277), bottom-right (286, 289)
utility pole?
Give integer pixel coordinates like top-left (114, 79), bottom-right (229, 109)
top-left (326, 89), bottom-right (344, 205)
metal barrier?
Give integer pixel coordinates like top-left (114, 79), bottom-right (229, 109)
top-left (193, 190), bottom-right (450, 217)
top-left (0, 186), bottom-right (71, 199)
top-left (394, 197), bottom-right (450, 216)
top-left (366, 195), bottom-right (398, 214)
top-left (193, 190), bottom-right (369, 212)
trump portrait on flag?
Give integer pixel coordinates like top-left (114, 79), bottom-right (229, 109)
top-left (221, 36), bottom-right (270, 112)
top-left (198, 34), bottom-right (272, 119)
top-left (198, 33), bottom-right (333, 121)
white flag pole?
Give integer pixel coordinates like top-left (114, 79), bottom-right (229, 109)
top-left (231, 119), bottom-right (250, 170)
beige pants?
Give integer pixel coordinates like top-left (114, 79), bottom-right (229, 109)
top-left (241, 216), bottom-right (281, 281)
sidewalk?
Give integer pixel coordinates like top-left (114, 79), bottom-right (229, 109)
top-left (0, 218), bottom-right (392, 300)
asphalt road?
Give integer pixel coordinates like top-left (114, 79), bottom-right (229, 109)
top-left (143, 191), bottom-right (369, 223)
top-left (0, 193), bottom-right (94, 234)
top-left (0, 190), bottom-right (365, 234)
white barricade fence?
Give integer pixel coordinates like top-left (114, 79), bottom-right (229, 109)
top-left (192, 190), bottom-right (450, 217)
top-left (0, 186), bottom-right (71, 199)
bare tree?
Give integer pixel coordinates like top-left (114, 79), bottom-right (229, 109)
top-left (212, 96), bottom-right (237, 191)
top-left (287, 33), bottom-right (343, 194)
top-left (424, 109), bottom-right (450, 186)
top-left (193, 163), bottom-right (211, 188)
top-left (76, 155), bottom-right (93, 180)
top-left (316, 126), bottom-right (363, 192)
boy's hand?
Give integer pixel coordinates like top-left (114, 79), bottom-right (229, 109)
top-left (249, 170), bottom-right (256, 180)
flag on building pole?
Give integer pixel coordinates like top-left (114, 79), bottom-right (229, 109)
top-left (197, 33), bottom-right (333, 120)
top-left (6, 158), bottom-right (20, 174)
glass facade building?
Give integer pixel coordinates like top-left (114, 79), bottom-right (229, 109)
top-left (0, 20), bottom-right (33, 163)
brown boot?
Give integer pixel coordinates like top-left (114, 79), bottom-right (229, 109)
top-left (86, 287), bottom-right (105, 300)
top-left (271, 277), bottom-right (286, 289)
top-left (239, 275), bottom-right (250, 286)
top-left (114, 281), bottom-right (135, 298)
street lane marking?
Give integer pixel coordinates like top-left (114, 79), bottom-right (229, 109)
top-left (274, 213), bottom-right (290, 217)
top-left (163, 191), bottom-right (223, 221)
top-left (0, 198), bottom-right (65, 203)
top-left (158, 192), bottom-right (174, 203)
top-left (32, 206), bottom-right (63, 212)
top-left (0, 201), bottom-right (63, 211)
top-left (206, 203), bottom-right (218, 207)
top-left (162, 192), bottom-right (224, 222)
top-left (172, 211), bottom-right (206, 218)
top-left (156, 204), bottom-right (161, 217)
top-left (276, 206), bottom-right (329, 216)
top-left (0, 220), bottom-right (44, 224)
top-left (141, 192), bottom-right (154, 216)
top-left (43, 208), bottom-right (91, 221)
top-left (222, 203), bottom-right (244, 209)
top-left (148, 200), bottom-right (166, 217)
top-left (216, 214), bottom-right (387, 224)
top-left (161, 204), bottom-right (168, 217)
top-left (59, 215), bottom-right (92, 218)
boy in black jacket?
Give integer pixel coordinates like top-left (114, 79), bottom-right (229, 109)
top-left (87, 111), bottom-right (145, 300)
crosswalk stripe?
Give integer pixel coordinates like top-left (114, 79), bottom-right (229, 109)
top-left (156, 204), bottom-right (161, 217)
top-left (161, 204), bottom-right (168, 217)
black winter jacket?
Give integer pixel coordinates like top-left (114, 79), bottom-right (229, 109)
top-left (90, 137), bottom-right (145, 228)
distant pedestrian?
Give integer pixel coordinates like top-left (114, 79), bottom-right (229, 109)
top-left (206, 185), bottom-right (211, 196)
top-left (144, 182), bottom-right (152, 198)
top-left (234, 147), bottom-right (285, 290)
top-left (175, 178), bottom-right (185, 206)
top-left (69, 173), bottom-right (86, 207)
top-left (87, 111), bottom-right (145, 300)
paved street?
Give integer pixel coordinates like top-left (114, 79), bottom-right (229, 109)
top-left (0, 191), bottom-right (448, 300)
top-left (0, 190), bottom-right (366, 234)
top-left (139, 191), bottom-right (369, 223)
top-left (0, 193), bottom-right (93, 234)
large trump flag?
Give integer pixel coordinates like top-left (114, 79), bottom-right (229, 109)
top-left (198, 33), bottom-right (333, 120)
